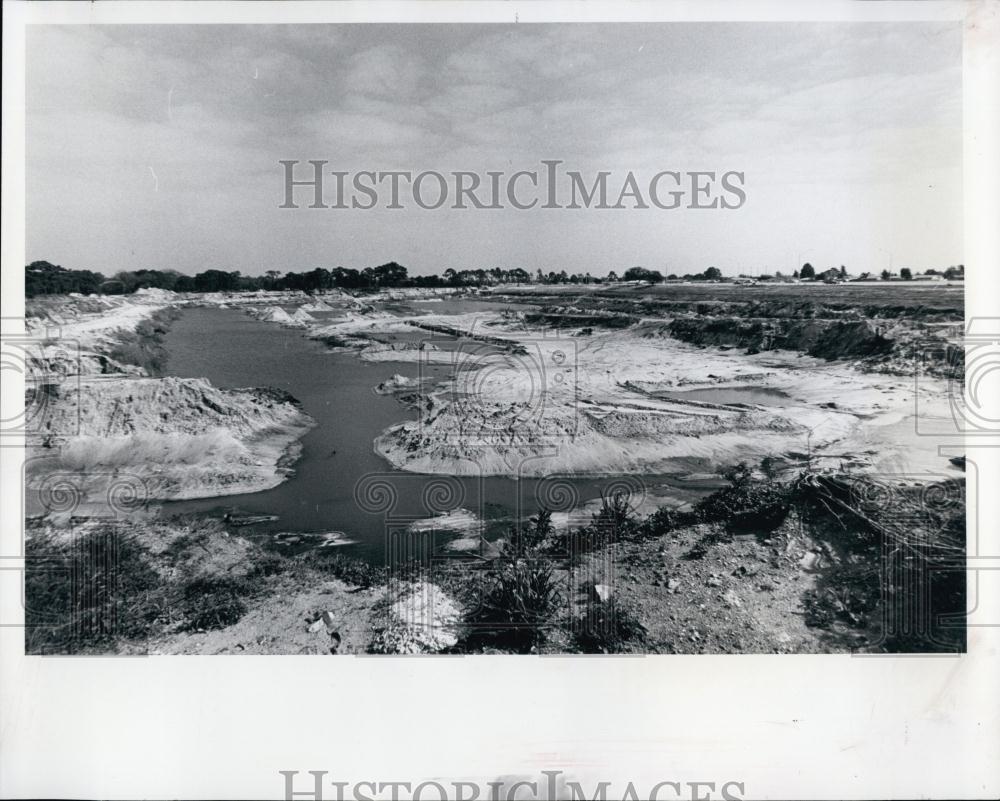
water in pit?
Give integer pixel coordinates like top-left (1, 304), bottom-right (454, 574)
top-left (656, 386), bottom-right (796, 407)
top-left (159, 307), bottom-right (704, 562)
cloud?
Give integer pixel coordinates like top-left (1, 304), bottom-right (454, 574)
top-left (25, 22), bottom-right (963, 276)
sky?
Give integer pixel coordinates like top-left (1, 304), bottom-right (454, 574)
top-left (26, 23), bottom-right (963, 277)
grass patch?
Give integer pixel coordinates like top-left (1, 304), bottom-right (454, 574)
top-left (296, 549), bottom-right (386, 589)
top-left (179, 575), bottom-right (258, 631)
top-left (26, 529), bottom-right (165, 653)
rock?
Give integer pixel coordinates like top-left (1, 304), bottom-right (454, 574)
top-left (321, 610), bottom-right (337, 630)
top-left (722, 590), bottom-right (743, 608)
top-left (666, 578), bottom-right (681, 593)
top-left (307, 618), bottom-right (325, 633)
top-left (369, 581), bottom-right (463, 654)
top-left (706, 576), bottom-right (722, 588)
top-left (799, 551), bottom-right (821, 570)
top-left (593, 584), bottom-right (613, 603)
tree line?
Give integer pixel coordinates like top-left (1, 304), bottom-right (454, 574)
top-left (24, 259), bottom-right (965, 298)
top-left (24, 260), bottom-right (718, 298)
top-left (25, 261), bottom-right (534, 298)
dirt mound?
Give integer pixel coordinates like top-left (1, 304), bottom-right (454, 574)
top-left (36, 376), bottom-right (305, 440)
top-left (28, 377), bottom-right (314, 501)
top-left (666, 316), bottom-right (894, 360)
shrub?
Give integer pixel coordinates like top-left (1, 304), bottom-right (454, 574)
top-left (798, 475), bottom-right (966, 652)
top-left (694, 461), bottom-right (790, 533)
top-left (592, 491), bottom-right (639, 539)
top-left (179, 575), bottom-right (256, 631)
top-left (464, 559), bottom-right (562, 653)
top-left (555, 492), bottom-right (639, 556)
top-left (637, 507), bottom-right (700, 538)
top-left (505, 508), bottom-right (554, 557)
top-left (574, 596), bottom-right (647, 654)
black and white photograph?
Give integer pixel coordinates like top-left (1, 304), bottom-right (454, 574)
top-left (2, 1), bottom-right (998, 799)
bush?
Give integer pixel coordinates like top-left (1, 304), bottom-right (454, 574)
top-left (554, 493), bottom-right (639, 556)
top-left (592, 492), bottom-right (639, 538)
top-left (637, 507), bottom-right (700, 539)
top-left (694, 462), bottom-right (790, 532)
top-left (464, 559), bottom-right (562, 653)
top-left (574, 596), bottom-right (647, 654)
top-left (505, 508), bottom-right (554, 557)
top-left (179, 575), bottom-right (256, 631)
top-left (798, 475), bottom-right (966, 652)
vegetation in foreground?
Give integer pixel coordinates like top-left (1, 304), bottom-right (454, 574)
top-left (24, 461), bottom-right (965, 655)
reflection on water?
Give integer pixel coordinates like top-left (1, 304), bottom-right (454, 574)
top-left (160, 306), bottom-right (704, 562)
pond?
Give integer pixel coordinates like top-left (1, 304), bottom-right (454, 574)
top-left (655, 386), bottom-right (797, 407)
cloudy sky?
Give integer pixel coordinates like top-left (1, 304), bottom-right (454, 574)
top-left (26, 23), bottom-right (962, 277)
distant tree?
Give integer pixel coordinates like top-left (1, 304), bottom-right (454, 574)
top-left (368, 261), bottom-right (408, 287)
top-left (924, 268), bottom-right (940, 276)
top-left (25, 261), bottom-right (105, 297)
top-left (702, 266), bottom-right (723, 280)
top-left (329, 267), bottom-right (362, 288)
top-left (194, 269), bottom-right (241, 292)
top-left (800, 263), bottom-right (816, 280)
top-left (667, 273), bottom-right (678, 280)
top-left (839, 265), bottom-right (848, 278)
top-left (622, 267), bottom-right (664, 283)
top-left (792, 269), bottom-right (800, 279)
top-left (606, 270), bottom-right (619, 282)
top-left (900, 267), bottom-right (913, 280)
top-left (881, 269), bottom-right (892, 280)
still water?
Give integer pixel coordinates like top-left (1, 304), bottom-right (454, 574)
top-left (655, 386), bottom-right (796, 407)
top-left (160, 306), bottom-right (677, 561)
